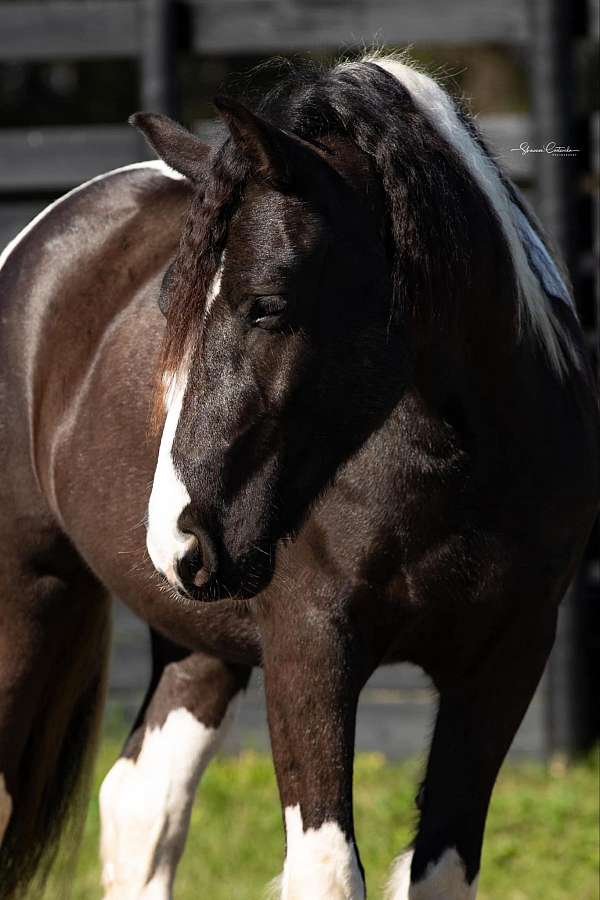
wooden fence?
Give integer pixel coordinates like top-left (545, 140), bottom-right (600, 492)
top-left (0, 0), bottom-right (598, 758)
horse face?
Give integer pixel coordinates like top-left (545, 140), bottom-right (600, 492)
top-left (144, 102), bottom-right (390, 600)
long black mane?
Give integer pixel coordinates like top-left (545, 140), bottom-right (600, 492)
top-left (162, 59), bottom-right (510, 374)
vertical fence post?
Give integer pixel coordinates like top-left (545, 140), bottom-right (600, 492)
top-left (591, 0), bottom-right (600, 385)
top-left (140, 0), bottom-right (178, 117)
top-left (529, 0), bottom-right (577, 259)
top-left (530, 0), bottom-right (592, 760)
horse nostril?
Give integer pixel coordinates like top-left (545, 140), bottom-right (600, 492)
top-left (177, 545), bottom-right (203, 588)
top-left (175, 526), bottom-right (219, 594)
top-left (192, 566), bottom-right (212, 588)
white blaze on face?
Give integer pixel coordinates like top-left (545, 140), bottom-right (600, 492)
top-left (278, 805), bottom-right (365, 900)
top-left (100, 702), bottom-right (237, 899)
top-left (146, 264), bottom-right (223, 591)
top-left (0, 773), bottom-right (12, 845)
top-left (385, 848), bottom-right (478, 900)
top-left (146, 367), bottom-right (194, 591)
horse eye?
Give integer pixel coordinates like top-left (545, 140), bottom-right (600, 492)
top-left (249, 295), bottom-right (287, 330)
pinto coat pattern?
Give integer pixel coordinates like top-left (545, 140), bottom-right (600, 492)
top-left (0, 55), bottom-right (598, 900)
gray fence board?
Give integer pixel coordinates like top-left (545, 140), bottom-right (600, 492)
top-left (0, 126), bottom-right (143, 192)
top-left (109, 599), bottom-right (546, 759)
top-left (190, 0), bottom-right (530, 53)
top-left (0, 115), bottom-right (532, 195)
top-left (0, 0), bottom-right (531, 64)
top-left (0, 1), bottom-right (139, 61)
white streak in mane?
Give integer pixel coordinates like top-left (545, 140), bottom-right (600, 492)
top-left (350, 53), bottom-right (574, 373)
top-left (0, 160), bottom-right (184, 274)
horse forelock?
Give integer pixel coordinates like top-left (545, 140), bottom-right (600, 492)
top-left (156, 58), bottom-right (488, 376)
top-left (150, 145), bottom-right (246, 429)
top-left (255, 57), bottom-right (512, 334)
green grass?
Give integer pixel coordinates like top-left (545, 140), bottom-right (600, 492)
top-left (40, 724), bottom-right (598, 900)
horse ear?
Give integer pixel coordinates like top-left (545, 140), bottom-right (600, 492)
top-left (213, 96), bottom-right (320, 191)
top-left (129, 112), bottom-right (212, 182)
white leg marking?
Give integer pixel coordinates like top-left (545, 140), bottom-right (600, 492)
top-left (384, 850), bottom-right (413, 900)
top-left (0, 773), bottom-right (12, 845)
top-left (100, 702), bottom-right (236, 900)
top-left (385, 847), bottom-right (478, 900)
top-left (278, 805), bottom-right (365, 900)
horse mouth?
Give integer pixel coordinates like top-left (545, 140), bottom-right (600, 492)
top-left (163, 549), bottom-right (275, 604)
top-left (147, 522), bottom-right (277, 603)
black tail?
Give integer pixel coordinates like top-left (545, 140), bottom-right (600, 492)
top-left (0, 599), bottom-right (111, 899)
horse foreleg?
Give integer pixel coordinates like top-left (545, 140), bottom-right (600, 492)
top-left (262, 602), bottom-right (369, 900)
top-left (385, 605), bottom-right (557, 900)
top-left (99, 634), bottom-right (250, 900)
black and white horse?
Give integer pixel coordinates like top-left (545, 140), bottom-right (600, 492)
top-left (0, 54), bottom-right (597, 900)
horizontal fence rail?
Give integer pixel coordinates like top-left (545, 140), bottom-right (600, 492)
top-left (0, 0), bottom-right (531, 63)
top-left (0, 115), bottom-right (533, 193)
top-left (0, 126), bottom-right (144, 192)
top-left (188, 0), bottom-right (530, 52)
top-left (0, 1), bottom-right (140, 61)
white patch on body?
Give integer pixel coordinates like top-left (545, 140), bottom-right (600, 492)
top-left (0, 773), bottom-right (12, 845)
top-left (146, 264), bottom-right (223, 590)
top-left (278, 804), bottom-right (365, 900)
top-left (0, 160), bottom-right (183, 275)
top-left (385, 848), bottom-right (478, 900)
top-left (100, 702), bottom-right (237, 900)
top-left (353, 54), bottom-right (573, 372)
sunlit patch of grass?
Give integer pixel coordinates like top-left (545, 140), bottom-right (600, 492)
top-left (37, 724), bottom-right (598, 900)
